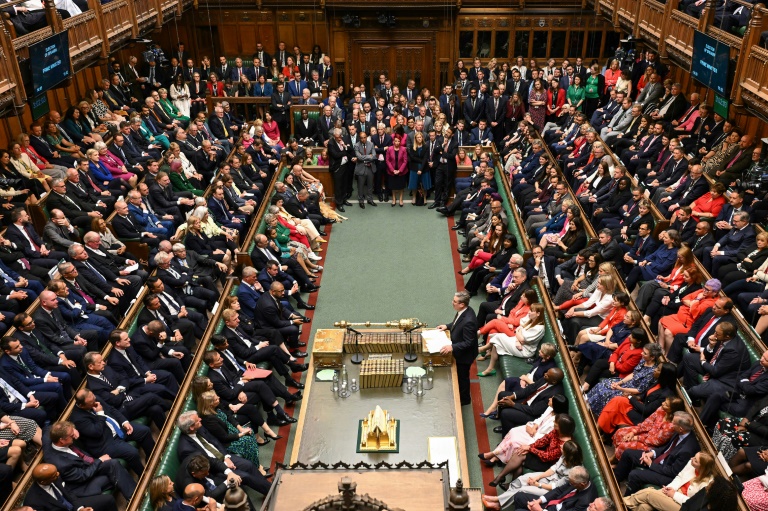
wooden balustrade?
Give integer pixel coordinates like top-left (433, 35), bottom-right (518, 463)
top-left (134, 0), bottom-right (159, 32)
top-left (63, 4), bottom-right (104, 66)
top-left (664, 9), bottom-right (698, 67)
top-left (637, 0), bottom-right (666, 47)
top-left (101, 0), bottom-right (137, 47)
top-left (598, 0), bottom-right (617, 22)
top-left (615, 0), bottom-right (640, 33)
top-left (740, 45), bottom-right (768, 117)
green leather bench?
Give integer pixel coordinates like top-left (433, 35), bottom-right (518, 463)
top-left (245, 166), bottom-right (292, 255)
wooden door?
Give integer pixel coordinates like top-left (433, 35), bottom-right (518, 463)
top-left (352, 40), bottom-right (432, 93)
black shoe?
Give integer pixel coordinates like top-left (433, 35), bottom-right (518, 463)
top-left (457, 247), bottom-right (469, 255)
top-left (343, 200), bottom-right (353, 206)
top-left (428, 202), bottom-right (440, 209)
top-left (296, 341), bottom-right (307, 347)
top-left (525, 357), bottom-right (536, 364)
top-left (367, 200), bottom-right (377, 207)
top-left (318, 230), bottom-right (327, 236)
top-left (493, 425), bottom-right (504, 434)
top-left (360, 201), bottom-right (365, 208)
top-left (298, 303), bottom-right (315, 310)
top-left (378, 194), bottom-right (386, 202)
top-left (292, 350), bottom-right (309, 358)
top-left (305, 285), bottom-right (321, 292)
top-left (256, 437), bottom-right (272, 446)
top-left (267, 415), bottom-right (291, 427)
top-left (337, 205), bottom-right (345, 213)
top-left (436, 207), bottom-right (449, 215)
top-left (285, 378), bottom-right (305, 389)
top-left (281, 414), bottom-right (298, 424)
top-left (326, 218), bottom-right (337, 224)
top-left (289, 362), bottom-right (309, 372)
top-left (302, 316), bottom-right (311, 323)
top-left (451, 225), bottom-right (463, 230)
top-left (286, 392), bottom-right (303, 403)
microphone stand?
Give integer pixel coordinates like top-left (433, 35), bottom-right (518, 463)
top-left (346, 326), bottom-right (364, 364)
top-left (404, 324), bottom-right (421, 363)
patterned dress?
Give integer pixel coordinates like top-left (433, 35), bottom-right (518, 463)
top-left (612, 407), bottom-right (676, 459)
top-left (215, 410), bottom-right (260, 467)
top-left (742, 476), bottom-right (768, 511)
top-left (587, 361), bottom-right (658, 416)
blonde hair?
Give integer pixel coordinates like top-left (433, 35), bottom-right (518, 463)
top-left (597, 275), bottom-right (616, 294)
top-left (149, 475), bottom-right (173, 511)
top-left (197, 390), bottom-right (218, 416)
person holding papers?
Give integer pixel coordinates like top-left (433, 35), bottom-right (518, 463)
top-left (435, 291), bottom-right (478, 406)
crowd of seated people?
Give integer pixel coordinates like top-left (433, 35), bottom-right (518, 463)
top-left (427, 53), bottom-right (766, 509)
top-left (0, 40), bottom-right (364, 510)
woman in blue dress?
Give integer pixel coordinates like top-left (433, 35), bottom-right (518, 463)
top-left (586, 342), bottom-right (663, 416)
top-left (407, 131), bottom-right (431, 205)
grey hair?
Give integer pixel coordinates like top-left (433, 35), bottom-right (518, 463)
top-left (241, 266), bottom-right (257, 278)
top-left (177, 411), bottom-right (199, 434)
top-left (67, 243), bottom-right (83, 258)
top-left (267, 206), bottom-right (280, 215)
top-left (510, 254), bottom-right (525, 265)
top-left (264, 213), bottom-right (276, 223)
top-left (172, 243), bottom-right (187, 253)
top-left (673, 411), bottom-right (694, 432)
top-left (570, 466), bottom-right (590, 485)
top-left (597, 497), bottom-right (615, 511)
top-left (154, 251), bottom-right (171, 265)
top-left (191, 206), bottom-right (209, 219)
top-left (82, 231), bottom-right (100, 243)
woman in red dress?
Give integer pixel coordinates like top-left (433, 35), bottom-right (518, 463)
top-left (611, 396), bottom-right (685, 461)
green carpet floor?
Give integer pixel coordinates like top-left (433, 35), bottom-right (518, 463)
top-left (277, 201), bottom-right (487, 485)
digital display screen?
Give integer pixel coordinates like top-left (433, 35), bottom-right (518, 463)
top-left (713, 93), bottom-right (730, 119)
top-left (29, 31), bottom-right (71, 96)
top-left (691, 30), bottom-right (730, 96)
top-left (29, 94), bottom-right (50, 121)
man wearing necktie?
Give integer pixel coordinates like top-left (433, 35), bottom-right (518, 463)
top-left (177, 455), bottom-right (238, 504)
top-left (613, 411), bottom-right (699, 495)
top-left (46, 420), bottom-right (137, 500)
top-left (25, 463), bottom-right (119, 511)
top-left (506, 467), bottom-right (598, 511)
top-left (0, 337), bottom-right (72, 401)
top-left (680, 320), bottom-right (750, 396)
top-left (71, 388), bottom-right (154, 476)
top-left (436, 291), bottom-right (478, 406)
top-left (107, 329), bottom-right (180, 399)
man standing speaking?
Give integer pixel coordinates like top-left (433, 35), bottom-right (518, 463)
top-left (437, 291), bottom-right (478, 406)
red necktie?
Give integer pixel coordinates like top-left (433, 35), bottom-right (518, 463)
top-left (73, 282), bottom-right (95, 304)
top-left (726, 150), bottom-right (743, 169)
top-left (70, 446), bottom-right (94, 464)
top-left (547, 489), bottom-right (577, 507)
top-left (694, 317), bottom-right (717, 346)
top-left (654, 436), bottom-right (679, 464)
top-left (750, 367), bottom-right (765, 382)
top-left (703, 344), bottom-right (725, 381)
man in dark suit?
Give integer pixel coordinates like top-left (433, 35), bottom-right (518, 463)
top-left (71, 388), bottom-right (154, 476)
top-left (660, 165), bottom-right (709, 219)
top-left (6, 208), bottom-right (67, 269)
top-left (702, 211), bottom-right (756, 276)
top-left (34, 290), bottom-right (99, 355)
top-left (486, 88), bottom-right (508, 143)
top-left (0, 337), bottom-right (71, 403)
top-left (132, 319), bottom-right (190, 382)
top-left (698, 350), bottom-right (768, 428)
top-left (221, 308), bottom-right (306, 388)
top-left (42, 210), bottom-right (82, 253)
top-left (258, 260), bottom-right (314, 311)
top-left (176, 410), bottom-right (272, 495)
top-left (13, 312), bottom-right (82, 386)
top-left (67, 243), bottom-right (137, 314)
top-left (668, 207), bottom-right (697, 246)
top-left (203, 347), bottom-right (299, 427)
top-left (138, 292), bottom-right (198, 350)
top-left (526, 246), bottom-right (558, 291)
top-left (24, 463), bottom-right (118, 511)
top-left (84, 351), bottom-right (170, 429)
top-left (251, 233), bottom-right (317, 295)
top-left (328, 127), bottom-right (352, 211)
top-left (208, 186), bottom-right (246, 237)
top-left (176, 455), bottom-right (234, 504)
top-left (713, 189), bottom-right (751, 240)
top-left (621, 222), bottom-right (658, 275)
top-left (477, 268), bottom-right (530, 326)
top-left (690, 221), bottom-right (716, 260)
top-left (148, 275), bottom-right (207, 332)
top-left (43, 420), bottom-right (136, 500)
top-left (463, 88), bottom-right (485, 129)
top-left (436, 291), bottom-right (477, 406)
top-left (155, 251), bottom-right (218, 311)
top-left (253, 281), bottom-right (305, 349)
top-left (665, 297), bottom-right (735, 364)
top-left (58, 260), bottom-right (122, 322)
top-left (680, 321), bottom-right (750, 396)
top-left (586, 228), bottom-right (623, 267)
top-left (510, 467), bottom-right (598, 511)
top-left (111, 200), bottom-right (162, 248)
top-left (613, 411), bottom-right (700, 494)
top-left (270, 82), bottom-right (292, 135)
top-left (494, 368), bottom-right (565, 435)
top-left (106, 329), bottom-right (179, 398)
top-left (294, 108), bottom-right (319, 145)
top-left (46, 177), bottom-right (104, 230)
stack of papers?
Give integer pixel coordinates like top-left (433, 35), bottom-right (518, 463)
top-left (421, 329), bottom-right (451, 354)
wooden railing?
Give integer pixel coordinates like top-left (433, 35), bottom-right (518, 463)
top-left (134, 0), bottom-right (159, 32)
top-left (739, 45), bottom-right (768, 116)
top-left (616, 0), bottom-right (641, 32)
top-left (63, 1), bottom-right (104, 67)
top-left (101, 0), bottom-right (137, 47)
top-left (637, 0), bottom-right (666, 47)
top-left (664, 9), bottom-right (698, 67)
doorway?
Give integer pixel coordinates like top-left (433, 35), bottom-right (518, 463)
top-left (351, 38), bottom-right (433, 92)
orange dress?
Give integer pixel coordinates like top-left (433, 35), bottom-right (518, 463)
top-left (479, 302), bottom-right (531, 338)
top-left (658, 291), bottom-right (717, 335)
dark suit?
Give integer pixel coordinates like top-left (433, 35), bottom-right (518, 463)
top-left (33, 306), bottom-right (99, 355)
top-left (499, 378), bottom-right (565, 435)
top-left (5, 222), bottom-right (66, 268)
top-left (24, 479), bottom-right (117, 511)
top-left (177, 428), bottom-right (271, 495)
top-left (699, 361), bottom-right (768, 427)
top-left (176, 455), bottom-right (229, 502)
top-left (512, 481), bottom-right (598, 511)
top-left (254, 292), bottom-right (300, 343)
top-left (614, 433), bottom-right (700, 494)
top-left (294, 117), bottom-right (319, 144)
top-left (703, 224), bottom-right (757, 276)
top-left (681, 337), bottom-right (751, 395)
top-left (446, 306), bottom-right (478, 405)
top-left (42, 443), bottom-right (137, 499)
top-left (70, 402), bottom-right (154, 475)
top-left (85, 366), bottom-right (169, 428)
top-left (107, 346), bottom-right (179, 398)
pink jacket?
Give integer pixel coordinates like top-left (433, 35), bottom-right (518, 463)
top-left (385, 146), bottom-right (408, 176)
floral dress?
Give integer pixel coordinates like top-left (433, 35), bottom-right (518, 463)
top-left (612, 407), bottom-right (676, 459)
top-left (215, 410), bottom-right (260, 466)
top-left (587, 361), bottom-right (657, 416)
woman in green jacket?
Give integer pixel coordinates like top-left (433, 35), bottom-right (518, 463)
top-left (265, 213), bottom-right (323, 276)
top-left (157, 88), bottom-right (190, 125)
top-left (566, 75), bottom-right (586, 111)
top-left (164, 154), bottom-right (204, 196)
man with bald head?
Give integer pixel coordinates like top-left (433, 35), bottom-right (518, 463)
top-left (24, 462), bottom-right (118, 511)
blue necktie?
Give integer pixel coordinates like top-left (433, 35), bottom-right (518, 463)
top-left (100, 412), bottom-right (125, 439)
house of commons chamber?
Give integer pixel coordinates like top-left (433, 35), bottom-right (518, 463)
top-left (0, 0), bottom-right (768, 509)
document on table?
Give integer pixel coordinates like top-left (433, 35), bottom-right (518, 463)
top-left (422, 329), bottom-right (451, 353)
